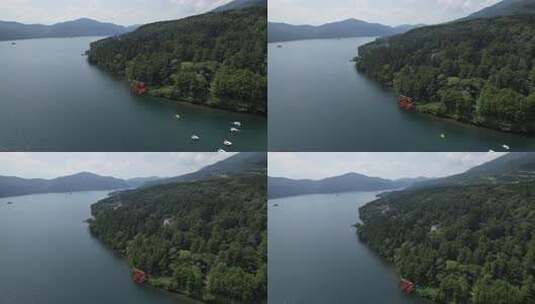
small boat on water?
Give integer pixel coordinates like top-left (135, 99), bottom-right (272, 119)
top-left (400, 279), bottom-right (415, 295)
top-left (489, 149), bottom-right (495, 153)
top-left (230, 127), bottom-right (239, 133)
top-left (132, 269), bottom-right (147, 284)
top-left (223, 140), bottom-right (232, 146)
top-left (502, 144), bottom-right (510, 150)
top-left (277, 45), bottom-right (283, 48)
top-left (217, 148), bottom-right (226, 152)
top-left (273, 203), bottom-right (279, 207)
top-left (232, 121), bottom-right (242, 127)
top-left (440, 133), bottom-right (446, 139)
top-left (11, 42), bottom-right (16, 45)
top-left (7, 201), bottom-right (13, 205)
top-left (175, 114), bottom-right (181, 119)
top-left (191, 135), bottom-right (200, 141)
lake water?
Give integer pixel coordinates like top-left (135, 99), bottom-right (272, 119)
top-left (268, 38), bottom-right (535, 151)
top-left (0, 37), bottom-right (266, 151)
top-left (0, 191), bottom-right (199, 304)
top-left (268, 191), bottom-right (428, 304)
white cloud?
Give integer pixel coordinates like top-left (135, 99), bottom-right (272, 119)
top-left (1, 0), bottom-right (234, 25)
top-left (268, 152), bottom-right (505, 180)
top-left (269, 0), bottom-right (501, 26)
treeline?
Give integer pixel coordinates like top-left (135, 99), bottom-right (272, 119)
top-left (355, 14), bottom-right (535, 134)
top-left (87, 7), bottom-right (267, 114)
top-left (89, 173), bottom-right (267, 303)
top-left (357, 183), bottom-right (535, 303)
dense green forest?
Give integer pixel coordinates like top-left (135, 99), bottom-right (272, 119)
top-left (355, 14), bottom-right (535, 134)
top-left (357, 182), bottom-right (535, 303)
top-left (89, 173), bottom-right (267, 303)
top-left (87, 7), bottom-right (267, 114)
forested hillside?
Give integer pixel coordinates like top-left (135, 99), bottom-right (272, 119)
top-left (89, 173), bottom-right (267, 303)
top-left (356, 154), bottom-right (535, 303)
top-left (87, 7), bottom-right (267, 114)
top-left (355, 14), bottom-right (535, 135)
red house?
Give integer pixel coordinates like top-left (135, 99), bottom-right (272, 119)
top-left (400, 279), bottom-right (415, 294)
top-left (132, 81), bottom-right (148, 95)
top-left (399, 96), bottom-right (415, 111)
top-left (132, 268), bottom-right (148, 284)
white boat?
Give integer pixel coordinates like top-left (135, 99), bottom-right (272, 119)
top-left (230, 127), bottom-right (239, 133)
top-left (232, 121), bottom-right (242, 127)
top-left (502, 144), bottom-right (510, 150)
top-left (191, 135), bottom-right (200, 141)
top-left (489, 149), bottom-right (495, 153)
top-left (440, 133), bottom-right (446, 139)
top-left (175, 114), bottom-right (181, 119)
top-left (217, 148), bottom-right (226, 152)
top-left (223, 140), bottom-right (232, 146)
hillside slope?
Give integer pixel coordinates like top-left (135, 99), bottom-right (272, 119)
top-left (90, 172), bottom-right (267, 302)
top-left (357, 153), bottom-right (535, 303)
top-left (463, 0), bottom-right (535, 20)
top-left (87, 7), bottom-right (267, 114)
top-left (213, 0), bottom-right (267, 12)
top-left (356, 14), bottom-right (535, 135)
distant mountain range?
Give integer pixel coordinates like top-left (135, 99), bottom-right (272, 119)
top-left (0, 172), bottom-right (153, 198)
top-left (268, 19), bottom-right (423, 43)
top-left (0, 153), bottom-right (265, 198)
top-left (0, 18), bottom-right (138, 41)
top-left (212, 0), bottom-right (267, 12)
top-left (268, 173), bottom-right (428, 199)
top-left (462, 0), bottom-right (535, 21)
top-left (143, 152), bottom-right (267, 188)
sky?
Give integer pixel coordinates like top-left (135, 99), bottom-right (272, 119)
top-left (1, 0), bottom-right (233, 25)
top-left (269, 0), bottom-right (501, 26)
top-left (0, 152), bottom-right (235, 179)
top-left (269, 152), bottom-right (506, 180)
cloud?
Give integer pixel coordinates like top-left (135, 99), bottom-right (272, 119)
top-left (0, 152), bottom-right (236, 179)
top-left (269, 0), bottom-right (501, 26)
top-left (268, 152), bottom-right (505, 180)
top-left (1, 0), bottom-right (233, 25)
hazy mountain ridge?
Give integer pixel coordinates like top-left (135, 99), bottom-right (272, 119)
top-left (0, 172), bottom-right (132, 198)
top-left (212, 0), bottom-right (267, 12)
top-left (268, 19), bottom-right (422, 43)
top-left (143, 153), bottom-right (267, 188)
top-left (411, 152), bottom-right (535, 189)
top-left (268, 173), bottom-right (429, 199)
top-left (0, 18), bottom-right (136, 41)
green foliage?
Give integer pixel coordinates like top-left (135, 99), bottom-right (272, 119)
top-left (358, 182), bottom-right (535, 304)
top-left (88, 7), bottom-right (267, 114)
top-left (89, 173), bottom-right (267, 303)
top-left (356, 14), bottom-right (535, 134)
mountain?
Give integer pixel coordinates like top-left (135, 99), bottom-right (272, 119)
top-left (356, 14), bottom-right (535, 135)
top-left (212, 0), bottom-right (267, 12)
top-left (268, 173), bottom-right (428, 199)
top-left (89, 165), bottom-right (267, 302)
top-left (87, 6), bottom-right (267, 114)
top-left (0, 172), bottom-right (130, 198)
top-left (463, 0), bottom-right (535, 21)
top-left (412, 152), bottom-right (535, 189)
top-left (0, 18), bottom-right (136, 41)
top-left (143, 152), bottom-right (266, 188)
top-left (268, 19), bottom-right (422, 43)
top-left (356, 152), bottom-right (535, 303)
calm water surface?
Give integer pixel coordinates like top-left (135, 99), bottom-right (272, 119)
top-left (0, 37), bottom-right (266, 151)
top-left (0, 191), bottom-right (199, 304)
top-left (269, 38), bottom-right (535, 151)
top-left (268, 191), bottom-right (428, 304)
